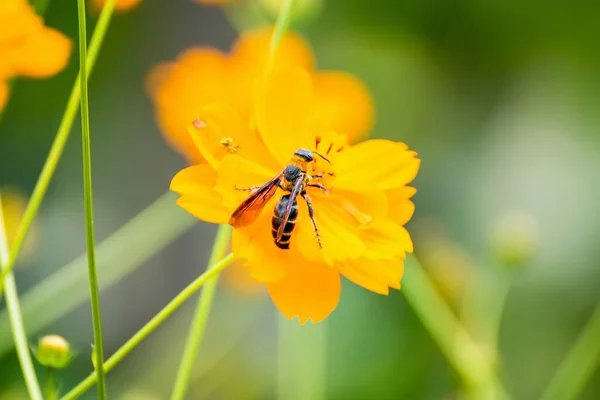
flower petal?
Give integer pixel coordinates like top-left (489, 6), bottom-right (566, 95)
top-left (267, 258), bottom-right (341, 324)
top-left (232, 210), bottom-right (289, 283)
top-left (296, 196), bottom-right (365, 265)
top-left (312, 71), bottom-right (374, 142)
top-left (152, 49), bottom-right (231, 163)
top-left (339, 258), bottom-right (405, 295)
top-left (188, 103), bottom-right (278, 171)
top-left (387, 186), bottom-right (417, 226)
top-left (232, 27), bottom-right (315, 80)
top-left (170, 165), bottom-right (229, 224)
top-left (8, 26), bottom-right (71, 78)
top-left (359, 220), bottom-right (412, 259)
top-left (215, 154), bottom-right (279, 212)
top-left (255, 66), bottom-right (315, 166)
top-left (335, 139), bottom-right (420, 191)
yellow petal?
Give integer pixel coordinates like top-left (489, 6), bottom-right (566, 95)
top-left (335, 139), bottom-right (420, 191)
top-left (339, 258), bottom-right (405, 295)
top-left (267, 258), bottom-right (340, 324)
top-left (170, 165), bottom-right (230, 224)
top-left (188, 103), bottom-right (278, 171)
top-left (232, 210), bottom-right (288, 283)
top-left (89, 0), bottom-right (142, 13)
top-left (215, 154), bottom-right (279, 212)
top-left (255, 66), bottom-right (315, 166)
top-left (359, 220), bottom-right (412, 259)
top-left (8, 26), bottom-right (71, 78)
top-left (152, 49), bottom-right (231, 163)
top-left (232, 27), bottom-right (315, 81)
top-left (312, 71), bottom-right (374, 142)
top-left (386, 186), bottom-right (416, 226)
top-left (296, 196), bottom-right (365, 265)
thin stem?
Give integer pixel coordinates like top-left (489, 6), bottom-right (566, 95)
top-left (541, 304), bottom-right (600, 400)
top-left (46, 367), bottom-right (56, 400)
top-left (460, 268), bottom-right (511, 365)
top-left (0, 196), bottom-right (43, 400)
top-left (76, 0), bottom-right (106, 397)
top-left (0, 192), bottom-right (196, 358)
top-left (266, 0), bottom-right (294, 75)
top-left (402, 255), bottom-right (508, 399)
top-left (0, 0), bottom-right (117, 298)
top-left (59, 253), bottom-right (235, 400)
top-left (170, 225), bottom-right (231, 400)
top-left (277, 316), bottom-right (326, 400)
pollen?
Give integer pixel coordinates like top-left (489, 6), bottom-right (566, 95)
top-left (219, 137), bottom-right (240, 153)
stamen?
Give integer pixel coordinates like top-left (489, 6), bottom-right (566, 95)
top-left (326, 142), bottom-right (334, 154)
top-left (193, 117), bottom-right (207, 129)
top-left (336, 146), bottom-right (344, 152)
top-left (315, 135), bottom-right (322, 149)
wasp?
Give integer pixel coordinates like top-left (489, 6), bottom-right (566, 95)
top-left (229, 148), bottom-right (329, 250)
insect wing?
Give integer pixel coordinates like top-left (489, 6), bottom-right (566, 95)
top-left (229, 174), bottom-right (281, 228)
top-left (276, 177), bottom-right (304, 241)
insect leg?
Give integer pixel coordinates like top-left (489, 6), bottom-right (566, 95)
top-left (306, 183), bottom-right (329, 194)
top-left (301, 191), bottom-right (322, 248)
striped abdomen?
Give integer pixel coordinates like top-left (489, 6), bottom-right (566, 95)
top-left (272, 194), bottom-right (298, 250)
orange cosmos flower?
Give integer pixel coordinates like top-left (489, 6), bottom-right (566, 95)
top-left (148, 28), bottom-right (373, 164)
top-left (170, 67), bottom-right (419, 323)
top-left (0, 0), bottom-right (71, 110)
top-left (89, 0), bottom-right (142, 13)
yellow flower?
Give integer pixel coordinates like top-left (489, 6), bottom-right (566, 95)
top-left (147, 28), bottom-right (374, 164)
top-left (170, 67), bottom-right (419, 323)
top-left (0, 0), bottom-right (71, 109)
top-left (89, 0), bottom-right (142, 13)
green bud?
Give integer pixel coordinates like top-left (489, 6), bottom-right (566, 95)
top-left (490, 211), bottom-right (539, 271)
top-left (35, 335), bottom-right (72, 369)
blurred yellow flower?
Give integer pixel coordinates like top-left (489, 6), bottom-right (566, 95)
top-left (89, 0), bottom-right (142, 13)
top-left (1, 187), bottom-right (37, 258)
top-left (171, 67), bottom-right (419, 323)
top-left (0, 0), bottom-right (71, 110)
top-left (148, 28), bottom-right (374, 164)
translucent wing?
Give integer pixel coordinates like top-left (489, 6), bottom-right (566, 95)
top-left (229, 173), bottom-right (282, 228)
top-left (276, 177), bottom-right (304, 241)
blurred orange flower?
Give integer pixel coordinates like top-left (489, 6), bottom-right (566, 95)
top-left (0, 0), bottom-right (71, 110)
top-left (89, 0), bottom-right (142, 13)
top-left (171, 67), bottom-right (419, 323)
top-left (148, 28), bottom-right (374, 164)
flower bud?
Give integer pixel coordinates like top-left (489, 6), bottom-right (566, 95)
top-left (36, 335), bottom-right (72, 369)
top-left (490, 211), bottom-right (539, 271)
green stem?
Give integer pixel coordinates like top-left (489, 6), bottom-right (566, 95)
top-left (170, 225), bottom-right (231, 400)
top-left (266, 0), bottom-right (295, 74)
top-left (540, 304), bottom-right (600, 400)
top-left (277, 316), bottom-right (326, 400)
top-left (59, 253), bottom-right (235, 400)
top-left (402, 255), bottom-right (508, 399)
top-left (460, 268), bottom-right (511, 365)
top-left (76, 0), bottom-right (107, 398)
top-left (46, 367), bottom-right (56, 400)
top-left (0, 196), bottom-right (43, 400)
top-left (0, 192), bottom-right (195, 358)
top-left (0, 0), bottom-right (117, 298)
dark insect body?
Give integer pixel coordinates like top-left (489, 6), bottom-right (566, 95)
top-left (229, 148), bottom-right (330, 250)
top-left (271, 195), bottom-right (298, 249)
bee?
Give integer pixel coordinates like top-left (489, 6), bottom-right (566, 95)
top-left (229, 148), bottom-right (329, 249)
